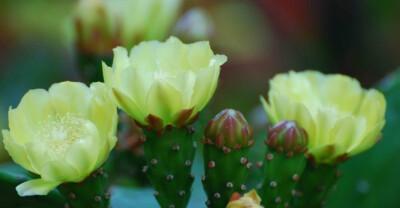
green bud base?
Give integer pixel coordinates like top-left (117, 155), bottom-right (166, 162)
top-left (202, 145), bottom-right (251, 208)
top-left (259, 150), bottom-right (306, 208)
top-left (59, 168), bottom-right (110, 208)
top-left (143, 127), bottom-right (196, 208)
top-left (294, 162), bottom-right (339, 208)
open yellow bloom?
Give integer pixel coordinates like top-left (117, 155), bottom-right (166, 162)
top-left (261, 71), bottom-right (386, 164)
top-left (2, 82), bottom-right (117, 196)
top-left (226, 190), bottom-right (263, 208)
top-left (103, 36), bottom-right (227, 129)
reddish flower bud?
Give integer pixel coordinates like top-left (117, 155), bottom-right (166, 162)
top-left (266, 121), bottom-right (308, 154)
top-left (205, 109), bottom-right (253, 149)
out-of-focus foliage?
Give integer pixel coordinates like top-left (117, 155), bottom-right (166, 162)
top-left (0, 114), bottom-right (10, 163)
top-left (327, 69), bottom-right (400, 207)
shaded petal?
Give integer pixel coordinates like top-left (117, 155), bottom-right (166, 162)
top-left (9, 89), bottom-right (54, 142)
top-left (25, 141), bottom-right (50, 174)
top-left (146, 80), bottom-right (183, 124)
top-left (89, 82), bottom-right (118, 141)
top-left (49, 82), bottom-right (92, 117)
top-left (319, 74), bottom-right (363, 113)
top-left (2, 130), bottom-right (36, 173)
top-left (102, 62), bottom-right (115, 86)
top-left (112, 47), bottom-right (130, 70)
top-left (328, 116), bottom-right (366, 157)
top-left (356, 89), bottom-right (386, 130)
top-left (191, 66), bottom-right (219, 111)
top-left (187, 40), bottom-right (213, 68)
top-left (41, 160), bottom-right (81, 182)
top-left (65, 139), bottom-right (99, 177)
top-left (312, 109), bottom-right (338, 148)
top-left (350, 121), bottom-right (384, 155)
top-left (112, 88), bottom-right (146, 124)
top-left (16, 179), bottom-right (60, 196)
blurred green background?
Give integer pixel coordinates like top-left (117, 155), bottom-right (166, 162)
top-left (1, 0), bottom-right (400, 207)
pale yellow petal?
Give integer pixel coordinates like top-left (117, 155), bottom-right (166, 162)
top-left (16, 179), bottom-right (60, 197)
top-left (41, 160), bottom-right (81, 182)
top-left (112, 47), bottom-right (130, 70)
top-left (49, 81), bottom-right (92, 117)
top-left (89, 82), bottom-right (118, 140)
top-left (146, 80), bottom-right (183, 123)
top-left (112, 88), bottom-right (147, 124)
top-left (187, 41), bottom-right (213, 68)
top-left (350, 121), bottom-right (384, 155)
top-left (2, 130), bottom-right (36, 173)
top-left (191, 67), bottom-right (219, 111)
top-left (9, 89), bottom-right (54, 142)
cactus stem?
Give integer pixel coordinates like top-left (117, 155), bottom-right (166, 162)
top-left (143, 127), bottom-right (195, 208)
top-left (59, 168), bottom-right (110, 208)
top-left (294, 161), bottom-right (338, 208)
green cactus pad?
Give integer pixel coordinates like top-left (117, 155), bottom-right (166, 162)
top-left (294, 162), bottom-right (339, 208)
top-left (59, 168), bottom-right (110, 208)
top-left (202, 144), bottom-right (251, 208)
top-left (143, 127), bottom-right (196, 208)
top-left (259, 149), bottom-right (306, 207)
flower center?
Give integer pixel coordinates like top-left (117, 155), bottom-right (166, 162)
top-left (37, 113), bottom-right (93, 158)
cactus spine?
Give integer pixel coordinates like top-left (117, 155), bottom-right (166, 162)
top-left (259, 121), bottom-right (308, 208)
top-left (142, 126), bottom-right (196, 208)
top-left (59, 168), bottom-right (110, 208)
top-left (202, 109), bottom-right (254, 208)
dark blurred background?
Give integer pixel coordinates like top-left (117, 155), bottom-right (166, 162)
top-left (1, 0), bottom-right (400, 207)
top-left (1, 0), bottom-right (400, 115)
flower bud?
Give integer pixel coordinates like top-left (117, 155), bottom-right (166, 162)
top-left (73, 0), bottom-right (116, 55)
top-left (266, 120), bottom-right (308, 155)
top-left (205, 109), bottom-right (253, 149)
top-left (2, 82), bottom-right (118, 196)
top-left (227, 189), bottom-right (263, 208)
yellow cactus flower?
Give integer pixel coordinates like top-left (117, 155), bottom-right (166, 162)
top-left (2, 82), bottom-right (118, 196)
top-left (108, 0), bottom-right (182, 47)
top-left (73, 0), bottom-right (115, 54)
top-left (227, 189), bottom-right (264, 208)
top-left (103, 36), bottom-right (227, 129)
top-left (261, 71), bottom-right (386, 164)
top-left (71, 0), bottom-right (182, 53)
